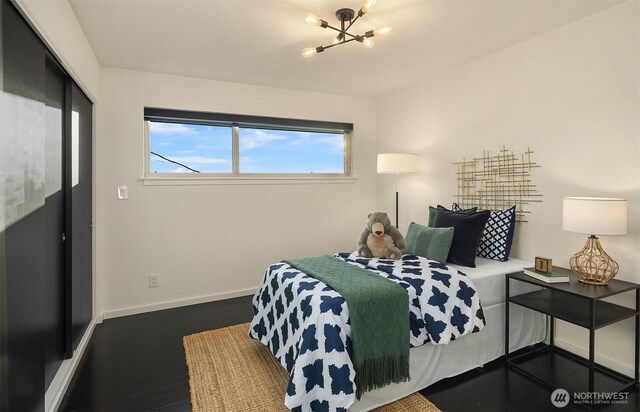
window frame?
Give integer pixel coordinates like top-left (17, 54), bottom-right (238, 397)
top-left (143, 108), bottom-right (353, 181)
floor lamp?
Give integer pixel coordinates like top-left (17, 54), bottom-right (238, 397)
top-left (377, 153), bottom-right (419, 228)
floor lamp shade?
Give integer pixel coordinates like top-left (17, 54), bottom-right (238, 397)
top-left (377, 153), bottom-right (420, 174)
top-left (562, 197), bottom-right (627, 285)
top-left (377, 153), bottom-right (419, 228)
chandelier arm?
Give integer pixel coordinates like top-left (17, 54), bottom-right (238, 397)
top-left (344, 14), bottom-right (360, 32)
top-left (320, 37), bottom-right (359, 51)
top-left (325, 24), bottom-right (357, 39)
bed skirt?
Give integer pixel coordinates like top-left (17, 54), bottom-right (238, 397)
top-left (349, 302), bottom-right (545, 411)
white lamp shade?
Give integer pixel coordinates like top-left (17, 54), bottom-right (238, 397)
top-left (377, 153), bottom-right (419, 174)
top-left (562, 197), bottom-right (627, 235)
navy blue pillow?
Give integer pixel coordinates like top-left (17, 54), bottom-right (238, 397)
top-left (428, 204), bottom-right (477, 227)
top-left (432, 206), bottom-right (491, 268)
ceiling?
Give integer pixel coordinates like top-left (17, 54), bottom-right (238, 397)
top-left (69, 0), bottom-right (625, 98)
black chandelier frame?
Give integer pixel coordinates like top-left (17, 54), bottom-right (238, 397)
top-left (304, 1), bottom-right (389, 57)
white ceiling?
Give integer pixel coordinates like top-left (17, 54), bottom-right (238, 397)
top-left (69, 0), bottom-right (625, 98)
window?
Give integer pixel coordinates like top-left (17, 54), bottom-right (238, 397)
top-left (144, 108), bottom-right (352, 178)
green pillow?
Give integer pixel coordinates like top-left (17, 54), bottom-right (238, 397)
top-left (428, 204), bottom-right (478, 226)
top-left (405, 222), bottom-right (455, 263)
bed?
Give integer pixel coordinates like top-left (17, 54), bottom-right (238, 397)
top-left (249, 252), bottom-right (545, 411)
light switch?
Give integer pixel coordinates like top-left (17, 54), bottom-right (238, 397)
top-left (117, 186), bottom-right (128, 200)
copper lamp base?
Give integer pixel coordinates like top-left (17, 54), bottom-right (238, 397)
top-left (569, 235), bottom-right (619, 285)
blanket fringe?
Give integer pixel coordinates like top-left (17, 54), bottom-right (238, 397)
top-left (355, 356), bottom-right (411, 399)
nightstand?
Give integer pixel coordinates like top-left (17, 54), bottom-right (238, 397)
top-left (505, 271), bottom-right (639, 394)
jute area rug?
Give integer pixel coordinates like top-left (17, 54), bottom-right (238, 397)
top-left (183, 323), bottom-right (441, 411)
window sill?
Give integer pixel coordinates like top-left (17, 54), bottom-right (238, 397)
top-left (140, 175), bottom-right (358, 186)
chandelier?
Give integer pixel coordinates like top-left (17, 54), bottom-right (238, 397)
top-left (302, 0), bottom-right (391, 58)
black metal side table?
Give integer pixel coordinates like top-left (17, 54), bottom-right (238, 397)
top-left (506, 271), bottom-right (639, 394)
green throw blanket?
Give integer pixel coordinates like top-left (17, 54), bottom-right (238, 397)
top-left (284, 256), bottom-right (410, 398)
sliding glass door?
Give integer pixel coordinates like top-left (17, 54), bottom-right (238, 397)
top-left (1, 2), bottom-right (48, 410)
top-left (69, 81), bottom-right (92, 353)
top-left (0, 2), bottom-right (93, 410)
top-left (43, 55), bottom-right (67, 390)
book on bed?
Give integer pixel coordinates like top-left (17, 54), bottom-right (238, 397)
top-left (523, 266), bottom-right (571, 283)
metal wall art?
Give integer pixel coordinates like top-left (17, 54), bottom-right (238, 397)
top-left (453, 146), bottom-right (541, 222)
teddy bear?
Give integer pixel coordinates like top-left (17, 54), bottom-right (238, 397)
top-left (357, 212), bottom-right (406, 260)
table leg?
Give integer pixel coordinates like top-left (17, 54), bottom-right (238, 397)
top-left (505, 277), bottom-right (510, 360)
top-left (634, 289), bottom-right (640, 382)
top-left (589, 300), bottom-right (595, 393)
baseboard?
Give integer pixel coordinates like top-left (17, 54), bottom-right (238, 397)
top-left (45, 317), bottom-right (98, 412)
top-left (554, 337), bottom-right (634, 378)
top-left (101, 287), bottom-right (257, 320)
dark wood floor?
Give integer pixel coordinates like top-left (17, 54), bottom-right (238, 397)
top-left (60, 296), bottom-right (639, 411)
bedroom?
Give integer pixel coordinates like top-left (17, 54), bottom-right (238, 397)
top-left (0, 0), bottom-right (638, 411)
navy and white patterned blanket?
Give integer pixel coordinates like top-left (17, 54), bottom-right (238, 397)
top-left (249, 252), bottom-right (486, 411)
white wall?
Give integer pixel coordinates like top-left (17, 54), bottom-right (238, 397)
top-left (377, 1), bottom-right (639, 375)
top-left (97, 68), bottom-right (377, 317)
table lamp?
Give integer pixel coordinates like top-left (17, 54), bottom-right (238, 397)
top-left (562, 197), bottom-right (627, 285)
top-left (377, 153), bottom-right (419, 228)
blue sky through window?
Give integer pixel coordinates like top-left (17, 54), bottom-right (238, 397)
top-left (239, 128), bottom-right (344, 173)
top-left (149, 122), bottom-right (232, 173)
top-left (149, 121), bottom-right (345, 174)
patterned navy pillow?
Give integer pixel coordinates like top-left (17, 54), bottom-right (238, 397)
top-left (476, 205), bottom-right (517, 261)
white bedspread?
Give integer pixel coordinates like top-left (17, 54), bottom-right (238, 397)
top-left (449, 256), bottom-right (541, 307)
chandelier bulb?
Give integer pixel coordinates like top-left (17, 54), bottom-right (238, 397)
top-left (305, 13), bottom-right (321, 26)
top-left (302, 47), bottom-right (318, 58)
top-left (361, 0), bottom-right (377, 14)
top-left (374, 27), bottom-right (392, 36)
top-left (363, 38), bottom-right (375, 48)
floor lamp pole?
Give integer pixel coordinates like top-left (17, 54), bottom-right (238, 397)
top-left (395, 173), bottom-right (399, 228)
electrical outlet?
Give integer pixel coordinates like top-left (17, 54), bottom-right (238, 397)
top-left (149, 274), bottom-right (159, 288)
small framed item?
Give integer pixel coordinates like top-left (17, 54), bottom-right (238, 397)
top-left (535, 257), bottom-right (553, 274)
